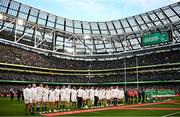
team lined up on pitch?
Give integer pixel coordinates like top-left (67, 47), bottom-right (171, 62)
top-left (23, 83), bottom-right (176, 114)
top-left (23, 83), bottom-right (125, 114)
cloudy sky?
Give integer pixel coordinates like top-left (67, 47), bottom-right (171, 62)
top-left (16, 0), bottom-right (179, 21)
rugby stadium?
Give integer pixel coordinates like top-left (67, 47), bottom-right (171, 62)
top-left (0, 0), bottom-right (180, 116)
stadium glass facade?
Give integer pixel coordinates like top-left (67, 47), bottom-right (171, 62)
top-left (0, 0), bottom-right (180, 60)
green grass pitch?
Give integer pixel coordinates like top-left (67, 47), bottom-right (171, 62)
top-left (66, 110), bottom-right (180, 116)
top-left (0, 97), bottom-right (179, 116)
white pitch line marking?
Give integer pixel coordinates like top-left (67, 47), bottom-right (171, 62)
top-left (162, 111), bottom-right (180, 117)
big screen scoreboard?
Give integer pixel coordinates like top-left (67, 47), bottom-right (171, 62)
top-left (141, 31), bottom-right (172, 46)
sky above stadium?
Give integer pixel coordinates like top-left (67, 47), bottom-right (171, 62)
top-left (16, 0), bottom-right (179, 21)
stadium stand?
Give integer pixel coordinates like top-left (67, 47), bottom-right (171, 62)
top-left (0, 43), bottom-right (180, 70)
top-left (0, 43), bottom-right (179, 84)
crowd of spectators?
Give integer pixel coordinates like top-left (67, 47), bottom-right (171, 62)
top-left (0, 43), bottom-right (179, 70)
top-left (0, 43), bottom-right (179, 90)
top-left (0, 71), bottom-right (179, 83)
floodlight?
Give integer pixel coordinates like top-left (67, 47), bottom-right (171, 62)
top-left (84, 35), bottom-right (91, 39)
top-left (0, 14), bottom-right (3, 20)
top-left (17, 19), bottom-right (24, 25)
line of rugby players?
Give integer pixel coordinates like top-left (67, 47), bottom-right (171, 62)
top-left (23, 84), bottom-right (147, 114)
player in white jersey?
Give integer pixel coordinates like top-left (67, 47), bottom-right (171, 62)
top-left (118, 88), bottom-right (125, 104)
top-left (42, 85), bottom-right (49, 112)
top-left (110, 86), bottom-right (115, 99)
top-left (113, 86), bottom-right (120, 105)
top-left (111, 86), bottom-right (117, 105)
top-left (23, 84), bottom-right (32, 114)
top-left (54, 86), bottom-right (60, 111)
top-left (49, 88), bottom-right (55, 112)
top-left (101, 88), bottom-right (106, 107)
top-left (66, 85), bottom-right (71, 110)
top-left (109, 86), bottom-right (114, 105)
top-left (85, 87), bottom-right (90, 108)
top-left (36, 84), bottom-right (44, 112)
top-left (105, 87), bottom-right (111, 106)
top-left (89, 87), bottom-right (95, 107)
top-left (60, 86), bottom-right (67, 110)
top-left (66, 85), bottom-right (71, 102)
top-left (31, 84), bottom-right (37, 113)
top-left (36, 84), bottom-right (44, 101)
top-left (86, 87), bottom-right (90, 100)
top-left (71, 87), bottom-right (77, 109)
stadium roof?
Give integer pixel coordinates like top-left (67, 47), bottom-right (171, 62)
top-left (0, 0), bottom-right (180, 60)
top-left (15, 0), bottom-right (178, 22)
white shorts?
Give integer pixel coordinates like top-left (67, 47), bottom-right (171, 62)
top-left (90, 97), bottom-right (94, 101)
top-left (106, 97), bottom-right (111, 100)
top-left (118, 96), bottom-right (124, 100)
top-left (55, 97), bottom-right (60, 102)
top-left (24, 98), bottom-right (32, 104)
top-left (43, 98), bottom-right (48, 102)
top-left (83, 96), bottom-right (87, 100)
top-left (66, 98), bottom-right (70, 102)
top-left (61, 97), bottom-right (67, 102)
top-left (71, 96), bottom-right (77, 102)
top-left (49, 98), bottom-right (55, 102)
top-left (99, 97), bottom-right (103, 100)
top-left (36, 97), bottom-right (42, 102)
top-left (31, 96), bottom-right (37, 102)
